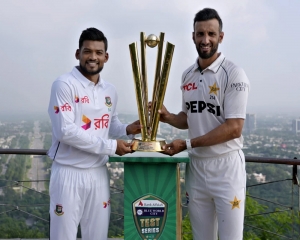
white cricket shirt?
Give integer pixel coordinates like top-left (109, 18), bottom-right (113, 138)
top-left (47, 67), bottom-right (129, 168)
top-left (181, 53), bottom-right (250, 158)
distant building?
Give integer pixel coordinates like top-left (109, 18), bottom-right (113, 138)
top-left (244, 113), bottom-right (256, 133)
top-left (292, 119), bottom-right (300, 134)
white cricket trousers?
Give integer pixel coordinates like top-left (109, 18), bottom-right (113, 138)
top-left (186, 150), bottom-right (246, 240)
top-left (49, 161), bottom-right (110, 240)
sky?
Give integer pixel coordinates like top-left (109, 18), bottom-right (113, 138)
top-left (1, 0), bottom-right (300, 118)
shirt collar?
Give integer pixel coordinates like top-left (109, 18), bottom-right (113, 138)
top-left (71, 67), bottom-right (105, 88)
top-left (192, 53), bottom-right (226, 74)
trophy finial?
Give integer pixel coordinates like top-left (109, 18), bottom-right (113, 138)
top-left (145, 34), bottom-right (159, 48)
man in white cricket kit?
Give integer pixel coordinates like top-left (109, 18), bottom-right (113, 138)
top-left (158, 8), bottom-right (250, 240)
top-left (47, 28), bottom-right (141, 240)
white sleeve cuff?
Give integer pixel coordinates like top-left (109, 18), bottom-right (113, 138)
top-left (108, 139), bottom-right (117, 156)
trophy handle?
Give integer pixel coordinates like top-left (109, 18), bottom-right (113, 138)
top-left (150, 42), bottom-right (175, 141)
top-left (140, 32), bottom-right (150, 134)
top-left (129, 42), bottom-right (149, 141)
top-left (150, 32), bottom-right (164, 134)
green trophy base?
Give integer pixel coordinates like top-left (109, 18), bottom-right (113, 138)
top-left (110, 151), bottom-right (189, 240)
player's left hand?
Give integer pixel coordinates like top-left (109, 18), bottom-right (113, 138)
top-left (161, 139), bottom-right (186, 156)
top-left (126, 120), bottom-right (142, 135)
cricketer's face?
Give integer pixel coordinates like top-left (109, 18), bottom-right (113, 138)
top-left (75, 40), bottom-right (108, 80)
top-left (193, 19), bottom-right (224, 60)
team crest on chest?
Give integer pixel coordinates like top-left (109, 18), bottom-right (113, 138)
top-left (105, 96), bottom-right (112, 107)
top-left (54, 204), bottom-right (64, 216)
top-left (209, 82), bottom-right (220, 96)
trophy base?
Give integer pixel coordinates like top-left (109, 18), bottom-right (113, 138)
top-left (131, 138), bottom-right (166, 152)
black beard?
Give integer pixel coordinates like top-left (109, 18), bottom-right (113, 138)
top-left (196, 44), bottom-right (218, 59)
top-left (79, 62), bottom-right (103, 76)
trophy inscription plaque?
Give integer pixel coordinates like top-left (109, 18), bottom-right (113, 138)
top-left (129, 32), bottom-right (175, 152)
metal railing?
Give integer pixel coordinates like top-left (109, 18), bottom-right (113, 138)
top-left (0, 149), bottom-right (299, 239)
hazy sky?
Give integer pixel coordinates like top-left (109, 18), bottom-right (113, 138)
top-left (1, 0), bottom-right (300, 118)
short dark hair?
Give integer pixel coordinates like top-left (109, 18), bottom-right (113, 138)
top-left (79, 28), bottom-right (108, 51)
top-left (193, 8), bottom-right (223, 32)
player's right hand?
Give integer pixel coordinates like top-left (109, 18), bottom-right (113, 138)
top-left (158, 104), bottom-right (171, 123)
top-left (115, 139), bottom-right (133, 156)
top-left (148, 102), bottom-right (170, 123)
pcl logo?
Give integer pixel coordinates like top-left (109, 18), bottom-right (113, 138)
top-left (183, 83), bottom-right (197, 91)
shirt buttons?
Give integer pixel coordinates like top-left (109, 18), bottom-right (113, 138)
top-left (200, 80), bottom-right (202, 82)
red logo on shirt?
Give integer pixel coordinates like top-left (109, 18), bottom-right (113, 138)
top-left (103, 199), bottom-right (110, 208)
top-left (81, 96), bottom-right (89, 103)
top-left (54, 106), bottom-right (59, 114)
top-left (186, 191), bottom-right (189, 204)
top-left (183, 83), bottom-right (197, 91)
top-left (60, 103), bottom-right (72, 111)
top-left (94, 114), bottom-right (110, 130)
top-left (81, 115), bottom-right (91, 130)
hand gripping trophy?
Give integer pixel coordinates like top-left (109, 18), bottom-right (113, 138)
top-left (129, 32), bottom-right (175, 151)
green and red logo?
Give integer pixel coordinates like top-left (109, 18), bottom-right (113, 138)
top-left (54, 204), bottom-right (64, 216)
top-left (105, 96), bottom-right (112, 107)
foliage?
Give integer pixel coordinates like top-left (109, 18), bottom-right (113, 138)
top-left (108, 164), bottom-right (125, 237)
top-left (182, 213), bottom-right (193, 240)
top-left (0, 217), bottom-right (45, 238)
top-left (244, 194), bottom-right (300, 239)
top-left (110, 232), bottom-right (124, 239)
top-left (0, 186), bottom-right (49, 238)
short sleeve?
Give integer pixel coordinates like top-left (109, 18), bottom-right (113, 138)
top-left (224, 67), bottom-right (250, 119)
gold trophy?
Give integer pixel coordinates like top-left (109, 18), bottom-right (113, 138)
top-left (129, 32), bottom-right (175, 151)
